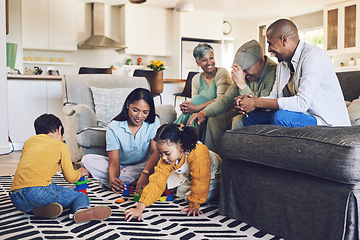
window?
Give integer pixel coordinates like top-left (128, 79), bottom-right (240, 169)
top-left (299, 27), bottom-right (324, 49)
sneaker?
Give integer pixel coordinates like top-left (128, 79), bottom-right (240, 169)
top-left (32, 203), bottom-right (63, 218)
top-left (73, 206), bottom-right (112, 223)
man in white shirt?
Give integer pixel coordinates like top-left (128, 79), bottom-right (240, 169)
top-left (236, 18), bottom-right (350, 127)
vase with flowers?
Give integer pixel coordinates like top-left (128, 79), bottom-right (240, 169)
top-left (146, 60), bottom-right (165, 96)
top-left (147, 60), bottom-right (165, 71)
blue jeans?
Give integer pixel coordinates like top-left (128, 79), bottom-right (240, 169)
top-left (244, 109), bottom-right (317, 127)
top-left (9, 183), bottom-right (89, 214)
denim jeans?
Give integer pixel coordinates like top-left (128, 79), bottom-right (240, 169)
top-left (9, 183), bottom-right (89, 214)
top-left (244, 109), bottom-right (317, 127)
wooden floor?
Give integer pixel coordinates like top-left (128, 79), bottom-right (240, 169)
top-left (0, 151), bottom-right (21, 175)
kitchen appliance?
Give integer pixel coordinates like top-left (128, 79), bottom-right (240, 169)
top-left (78, 3), bottom-right (127, 49)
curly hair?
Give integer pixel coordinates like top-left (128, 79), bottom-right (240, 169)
top-left (154, 123), bottom-right (198, 152)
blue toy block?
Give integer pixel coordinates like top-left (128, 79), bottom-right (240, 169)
top-left (74, 184), bottom-right (89, 191)
top-left (122, 183), bottom-right (130, 196)
top-left (166, 194), bottom-right (174, 201)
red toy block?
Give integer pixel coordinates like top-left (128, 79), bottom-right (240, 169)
top-left (164, 190), bottom-right (174, 196)
top-left (78, 189), bottom-right (88, 195)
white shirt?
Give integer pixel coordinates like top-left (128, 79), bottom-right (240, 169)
top-left (266, 41), bottom-right (351, 126)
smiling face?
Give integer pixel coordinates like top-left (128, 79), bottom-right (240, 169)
top-left (156, 140), bottom-right (184, 165)
top-left (197, 50), bottom-right (216, 75)
top-left (266, 32), bottom-right (287, 62)
top-left (127, 99), bottom-right (150, 127)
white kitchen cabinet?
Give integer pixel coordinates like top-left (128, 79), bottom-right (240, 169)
top-left (120, 5), bottom-right (171, 56)
top-left (21, 0), bottom-right (77, 51)
top-left (179, 10), bottom-right (223, 40)
top-left (7, 77), bottom-right (64, 149)
top-left (324, 0), bottom-right (360, 55)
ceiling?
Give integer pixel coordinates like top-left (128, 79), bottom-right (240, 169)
top-left (79, 0), bottom-right (344, 21)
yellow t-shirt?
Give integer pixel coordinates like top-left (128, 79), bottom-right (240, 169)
top-left (10, 134), bottom-right (81, 191)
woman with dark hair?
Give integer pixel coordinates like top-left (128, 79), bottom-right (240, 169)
top-left (82, 88), bottom-right (160, 194)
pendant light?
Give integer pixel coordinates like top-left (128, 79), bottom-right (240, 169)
top-left (175, 0), bottom-right (194, 12)
top-left (129, 0), bottom-right (146, 4)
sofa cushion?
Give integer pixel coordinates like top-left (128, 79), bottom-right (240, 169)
top-left (348, 98), bottom-right (360, 126)
top-left (221, 125), bottom-right (360, 185)
top-left (90, 86), bottom-right (133, 127)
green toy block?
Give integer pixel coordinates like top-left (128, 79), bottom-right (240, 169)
top-left (134, 195), bottom-right (141, 202)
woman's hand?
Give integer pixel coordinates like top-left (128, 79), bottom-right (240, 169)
top-left (180, 101), bottom-right (198, 114)
top-left (124, 202), bottom-right (146, 221)
top-left (135, 173), bottom-right (149, 195)
top-left (180, 207), bottom-right (204, 216)
top-left (110, 177), bottom-right (126, 194)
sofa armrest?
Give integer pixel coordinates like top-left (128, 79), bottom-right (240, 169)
top-left (63, 104), bottom-right (97, 132)
top-left (221, 125), bottom-right (360, 184)
top-left (155, 104), bottom-right (177, 125)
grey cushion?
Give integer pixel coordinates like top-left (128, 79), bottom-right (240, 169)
top-left (221, 125), bottom-right (360, 185)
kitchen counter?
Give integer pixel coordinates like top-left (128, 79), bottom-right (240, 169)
top-left (7, 74), bottom-right (63, 81)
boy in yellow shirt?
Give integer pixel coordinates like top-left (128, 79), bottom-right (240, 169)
top-left (9, 114), bottom-right (111, 223)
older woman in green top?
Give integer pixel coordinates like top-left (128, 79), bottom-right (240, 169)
top-left (187, 40), bottom-right (277, 154)
top-left (174, 43), bottom-right (232, 139)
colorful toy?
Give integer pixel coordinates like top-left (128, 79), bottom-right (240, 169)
top-left (156, 190), bottom-right (174, 201)
top-left (158, 196), bottom-right (167, 201)
top-left (74, 176), bottom-right (91, 201)
top-left (123, 183), bottom-right (130, 196)
top-left (134, 194), bottom-right (141, 202)
top-left (116, 198), bottom-right (125, 203)
top-left (74, 176), bottom-right (89, 195)
top-left (129, 186), bottom-right (134, 194)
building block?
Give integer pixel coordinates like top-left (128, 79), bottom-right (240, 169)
top-left (78, 189), bottom-right (88, 196)
top-left (116, 198), bottom-right (125, 203)
top-left (163, 190), bottom-right (174, 196)
top-left (74, 184), bottom-right (89, 191)
top-left (123, 183), bottom-right (130, 196)
top-left (134, 194), bottom-right (141, 202)
top-left (74, 179), bottom-right (89, 185)
top-left (158, 196), bottom-right (167, 201)
top-left (129, 186), bottom-right (134, 194)
top-left (166, 194), bottom-right (174, 201)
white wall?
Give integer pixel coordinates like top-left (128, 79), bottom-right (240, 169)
top-left (0, 0), bottom-right (11, 154)
top-left (224, 18), bottom-right (257, 51)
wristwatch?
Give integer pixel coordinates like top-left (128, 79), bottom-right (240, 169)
top-left (142, 169), bottom-right (150, 175)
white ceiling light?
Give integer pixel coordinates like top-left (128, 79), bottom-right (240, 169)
top-left (175, 0), bottom-right (194, 12)
top-left (129, 0), bottom-right (146, 4)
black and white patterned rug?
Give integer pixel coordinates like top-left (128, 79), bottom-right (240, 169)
top-left (0, 174), bottom-right (283, 240)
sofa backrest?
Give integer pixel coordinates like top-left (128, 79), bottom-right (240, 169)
top-left (62, 74), bottom-right (150, 110)
top-left (336, 71), bottom-right (360, 102)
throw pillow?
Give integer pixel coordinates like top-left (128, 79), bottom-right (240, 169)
top-left (347, 98), bottom-right (360, 126)
top-left (90, 86), bottom-right (133, 127)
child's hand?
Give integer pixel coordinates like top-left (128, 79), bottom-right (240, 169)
top-left (110, 177), bottom-right (126, 194)
top-left (180, 207), bottom-right (203, 216)
top-left (124, 203), bottom-right (146, 221)
top-left (135, 174), bottom-right (149, 195)
top-left (78, 167), bottom-right (89, 177)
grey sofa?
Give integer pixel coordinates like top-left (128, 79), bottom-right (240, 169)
top-left (219, 71), bottom-right (360, 240)
top-left (62, 74), bottom-right (177, 162)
